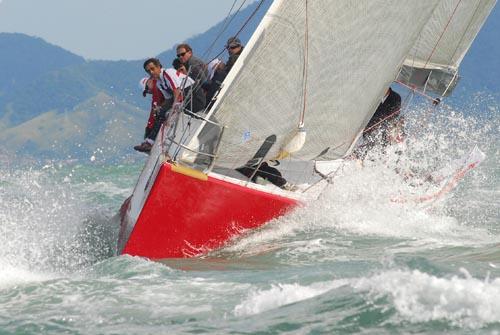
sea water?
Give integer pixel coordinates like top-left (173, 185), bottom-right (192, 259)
top-left (0, 100), bottom-right (499, 334)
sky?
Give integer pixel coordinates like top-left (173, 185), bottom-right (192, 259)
top-left (0, 0), bottom-right (257, 60)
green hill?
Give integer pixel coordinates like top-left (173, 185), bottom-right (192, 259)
top-left (0, 92), bottom-right (146, 160)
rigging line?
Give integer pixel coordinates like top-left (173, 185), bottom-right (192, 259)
top-left (181, 0), bottom-right (248, 96)
top-left (423, 0), bottom-right (464, 69)
top-left (299, 0), bottom-right (309, 127)
top-left (361, 107), bottom-right (402, 135)
top-left (449, 0), bottom-right (484, 66)
top-left (302, 160), bottom-right (345, 194)
top-left (209, 0), bottom-right (267, 63)
top-left (394, 79), bottom-right (442, 128)
top-left (187, 0), bottom-right (263, 91)
top-left (434, 0), bottom-right (482, 98)
top-left (401, 88), bottom-right (416, 115)
top-left (441, 70), bottom-right (459, 97)
top-left (232, 0), bottom-right (266, 45)
top-left (202, 0), bottom-right (247, 60)
top-left (395, 80), bottom-right (441, 104)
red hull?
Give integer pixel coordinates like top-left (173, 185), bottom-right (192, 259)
top-left (120, 163), bottom-right (298, 259)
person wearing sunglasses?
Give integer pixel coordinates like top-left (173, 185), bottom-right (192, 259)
top-left (176, 43), bottom-right (208, 111)
top-left (223, 37), bottom-right (244, 77)
top-left (202, 37), bottom-right (244, 109)
top-left (172, 58), bottom-right (205, 114)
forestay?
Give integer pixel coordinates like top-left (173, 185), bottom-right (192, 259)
top-left (398, 0), bottom-right (497, 96)
top-left (194, 0), bottom-right (441, 169)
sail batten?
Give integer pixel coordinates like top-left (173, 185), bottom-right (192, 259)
top-left (196, 1), bottom-right (445, 168)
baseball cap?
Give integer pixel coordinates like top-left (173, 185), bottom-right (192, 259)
top-left (226, 37), bottom-right (241, 48)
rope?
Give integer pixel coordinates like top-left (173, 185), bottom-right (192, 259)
top-left (449, 0), bottom-right (483, 65)
top-left (362, 107), bottom-right (402, 135)
top-left (178, 0), bottom-right (266, 104)
top-left (395, 80), bottom-right (441, 104)
top-left (299, 0), bottom-right (309, 127)
top-left (209, 0), bottom-right (266, 62)
top-left (423, 0), bottom-right (463, 69)
top-left (303, 160), bottom-right (344, 194)
top-left (161, 1), bottom-right (260, 158)
top-left (177, 0), bottom-right (254, 104)
top-left (437, 0), bottom-right (484, 97)
top-left (201, 0), bottom-right (247, 61)
top-left (397, 0), bottom-right (464, 104)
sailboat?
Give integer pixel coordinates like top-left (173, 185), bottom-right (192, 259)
top-left (118, 0), bottom-right (496, 259)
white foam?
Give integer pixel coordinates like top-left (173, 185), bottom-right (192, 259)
top-left (79, 180), bottom-right (131, 198)
top-left (353, 269), bottom-right (500, 328)
top-left (234, 268), bottom-right (500, 327)
top-left (0, 261), bottom-right (52, 288)
top-left (234, 280), bottom-right (347, 316)
top-left (0, 165), bottom-right (117, 275)
top-left (227, 134), bottom-right (497, 256)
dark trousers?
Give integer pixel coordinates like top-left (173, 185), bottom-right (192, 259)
top-left (147, 98), bottom-right (173, 142)
top-left (183, 86), bottom-right (206, 114)
top-left (236, 162), bottom-right (287, 188)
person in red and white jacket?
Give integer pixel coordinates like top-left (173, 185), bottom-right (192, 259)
top-left (134, 58), bottom-right (194, 153)
top-left (139, 76), bottom-right (165, 141)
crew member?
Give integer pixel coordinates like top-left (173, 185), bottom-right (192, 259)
top-left (355, 87), bottom-right (404, 159)
top-left (176, 43), bottom-right (207, 112)
top-left (134, 58), bottom-right (193, 153)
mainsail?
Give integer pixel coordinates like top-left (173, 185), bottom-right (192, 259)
top-left (398, 0), bottom-right (497, 96)
top-left (192, 0), bottom-right (444, 169)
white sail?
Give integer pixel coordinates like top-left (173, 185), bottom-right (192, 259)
top-left (398, 0), bottom-right (497, 95)
top-left (194, 0), bottom-right (442, 169)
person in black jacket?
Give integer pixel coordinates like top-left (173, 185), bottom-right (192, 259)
top-left (203, 37), bottom-right (245, 108)
top-left (176, 43), bottom-right (207, 112)
top-left (355, 87), bottom-right (404, 159)
top-left (236, 162), bottom-right (289, 189)
top-left (172, 58), bottom-right (205, 114)
top-left (224, 37), bottom-right (244, 76)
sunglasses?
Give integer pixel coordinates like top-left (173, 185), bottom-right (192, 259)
top-left (177, 51), bottom-right (188, 58)
top-left (229, 45), bottom-right (240, 49)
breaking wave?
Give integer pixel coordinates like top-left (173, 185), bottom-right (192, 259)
top-left (0, 162), bottom-right (126, 285)
top-left (353, 268), bottom-right (500, 329)
top-left (220, 101), bottom-right (499, 260)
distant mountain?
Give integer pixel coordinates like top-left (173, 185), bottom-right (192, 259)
top-left (0, 33), bottom-right (85, 95)
top-left (0, 93), bottom-right (145, 160)
top-left (0, 1), bottom-right (498, 160)
top-left (0, 58), bottom-right (147, 127)
top-left (0, 3), bottom-right (267, 159)
top-left (0, 32), bottom-right (89, 127)
top-left (0, 3), bottom-right (267, 130)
